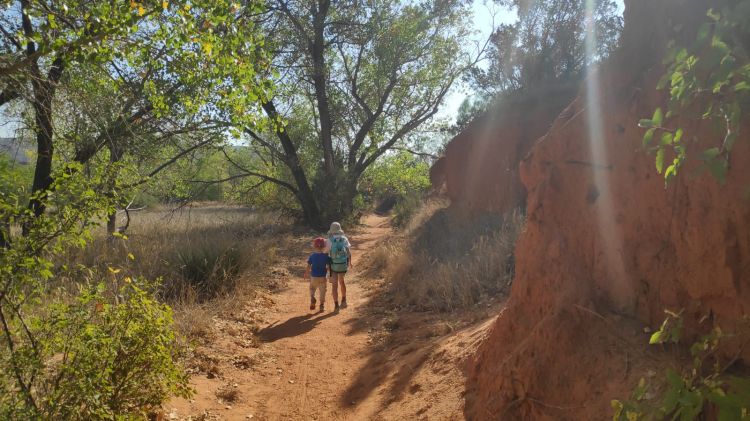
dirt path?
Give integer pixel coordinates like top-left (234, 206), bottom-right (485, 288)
top-left (247, 214), bottom-right (391, 420)
top-left (168, 215), bottom-right (390, 420)
top-left (168, 214), bottom-right (495, 421)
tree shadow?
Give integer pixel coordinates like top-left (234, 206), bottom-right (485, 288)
top-left (258, 311), bottom-right (338, 342)
top-left (340, 334), bottom-right (437, 410)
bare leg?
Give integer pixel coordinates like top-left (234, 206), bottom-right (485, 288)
top-left (330, 274), bottom-right (339, 304)
top-left (339, 274), bottom-right (347, 302)
top-left (309, 281), bottom-right (316, 310)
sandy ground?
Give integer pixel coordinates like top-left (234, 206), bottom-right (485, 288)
top-left (167, 214), bottom-right (500, 421)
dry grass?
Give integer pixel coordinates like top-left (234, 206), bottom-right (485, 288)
top-left (215, 383), bottom-right (240, 403)
top-left (62, 204), bottom-right (290, 341)
top-left (371, 200), bottom-right (525, 312)
top-left (72, 205), bottom-right (284, 300)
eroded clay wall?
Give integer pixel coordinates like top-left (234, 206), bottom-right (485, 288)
top-left (431, 84), bottom-right (577, 214)
top-left (464, 0), bottom-right (750, 419)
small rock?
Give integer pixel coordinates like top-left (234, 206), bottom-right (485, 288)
top-left (246, 415), bottom-right (254, 419)
top-left (289, 380), bottom-right (295, 384)
top-left (225, 405), bottom-right (232, 410)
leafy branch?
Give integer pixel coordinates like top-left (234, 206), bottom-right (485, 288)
top-left (612, 311), bottom-right (750, 421)
top-left (639, 3), bottom-right (750, 185)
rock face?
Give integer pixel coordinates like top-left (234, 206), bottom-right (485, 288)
top-left (430, 84), bottom-right (577, 214)
top-left (461, 0), bottom-right (750, 419)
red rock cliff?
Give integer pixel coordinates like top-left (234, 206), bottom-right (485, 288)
top-left (463, 0), bottom-right (750, 419)
top-left (431, 84), bottom-right (577, 214)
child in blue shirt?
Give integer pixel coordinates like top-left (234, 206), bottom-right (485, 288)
top-left (304, 237), bottom-right (331, 312)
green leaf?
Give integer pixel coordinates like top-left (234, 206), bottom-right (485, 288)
top-left (652, 108), bottom-right (664, 126)
top-left (734, 81), bottom-right (750, 92)
top-left (665, 369), bottom-right (684, 389)
top-left (638, 119), bottom-right (654, 128)
top-left (712, 36), bottom-right (731, 57)
top-left (665, 164), bottom-right (678, 182)
top-left (660, 132), bottom-right (674, 146)
top-left (650, 330), bottom-right (664, 344)
top-left (643, 128), bottom-right (656, 147)
top-left (673, 128), bottom-right (683, 144)
top-left (724, 132), bottom-right (738, 152)
top-left (656, 148), bottom-right (665, 173)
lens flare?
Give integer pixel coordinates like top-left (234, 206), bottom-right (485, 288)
top-left (584, 0), bottom-right (631, 309)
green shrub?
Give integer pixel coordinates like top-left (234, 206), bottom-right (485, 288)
top-left (360, 151), bottom-right (432, 218)
top-left (613, 311), bottom-right (750, 421)
top-left (10, 281), bottom-right (190, 420)
top-left (0, 164), bottom-right (189, 419)
top-left (639, 1), bottom-right (750, 184)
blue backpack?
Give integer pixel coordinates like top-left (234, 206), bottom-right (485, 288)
top-left (330, 236), bottom-right (349, 271)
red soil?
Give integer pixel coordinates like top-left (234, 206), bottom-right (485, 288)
top-left (167, 215), bottom-right (498, 420)
top-left (441, 0), bottom-right (750, 418)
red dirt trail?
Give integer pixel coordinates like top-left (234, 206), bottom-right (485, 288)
top-left (168, 214), bottom-right (491, 421)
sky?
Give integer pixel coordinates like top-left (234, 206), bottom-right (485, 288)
top-left (438, 0), bottom-right (626, 124)
top-left (435, 1), bottom-right (516, 124)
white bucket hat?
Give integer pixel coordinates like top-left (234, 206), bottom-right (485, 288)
top-left (328, 222), bottom-right (344, 235)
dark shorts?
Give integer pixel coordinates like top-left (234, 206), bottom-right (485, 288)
top-left (331, 270), bottom-right (347, 274)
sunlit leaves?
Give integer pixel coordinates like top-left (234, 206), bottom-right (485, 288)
top-left (640, 3), bottom-right (750, 186)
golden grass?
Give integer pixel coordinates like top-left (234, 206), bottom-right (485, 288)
top-left (370, 200), bottom-right (524, 312)
top-left (63, 204), bottom-right (289, 341)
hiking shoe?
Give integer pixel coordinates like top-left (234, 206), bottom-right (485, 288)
top-left (334, 302), bottom-right (340, 311)
top-left (340, 298), bottom-right (347, 308)
top-left (310, 297), bottom-right (316, 310)
top-left (319, 303), bottom-right (325, 312)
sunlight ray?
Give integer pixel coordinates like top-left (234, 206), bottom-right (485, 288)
top-left (583, 0), bottom-right (630, 308)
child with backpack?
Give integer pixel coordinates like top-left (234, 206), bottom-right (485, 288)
top-left (326, 222), bottom-right (352, 310)
top-left (304, 237), bottom-right (330, 312)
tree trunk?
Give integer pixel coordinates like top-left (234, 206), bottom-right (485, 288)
top-left (106, 212), bottom-right (117, 236)
top-left (27, 79), bottom-right (55, 220)
top-left (262, 100), bottom-right (324, 228)
top-left (297, 189), bottom-right (324, 230)
top-left (106, 143), bottom-right (123, 236)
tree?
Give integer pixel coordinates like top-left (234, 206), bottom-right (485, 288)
top-left (229, 0), bottom-right (478, 228)
top-left (0, 0), bottom-right (270, 237)
top-left (470, 0), bottom-right (623, 96)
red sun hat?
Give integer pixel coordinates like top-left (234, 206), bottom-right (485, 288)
top-left (313, 237), bottom-right (326, 249)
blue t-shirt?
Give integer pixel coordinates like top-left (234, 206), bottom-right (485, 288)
top-left (307, 252), bottom-right (331, 277)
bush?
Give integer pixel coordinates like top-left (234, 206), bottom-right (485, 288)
top-left (7, 282), bottom-right (190, 420)
top-left (360, 151), bottom-right (432, 219)
top-left (0, 165), bottom-right (189, 419)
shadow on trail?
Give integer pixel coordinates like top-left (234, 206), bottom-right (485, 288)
top-left (337, 210), bottom-right (511, 416)
top-left (341, 331), bottom-right (438, 410)
top-left (259, 311), bottom-right (338, 342)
